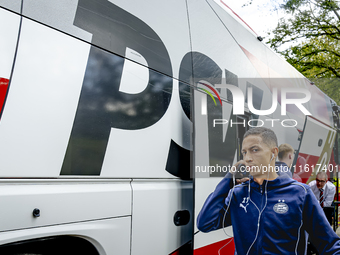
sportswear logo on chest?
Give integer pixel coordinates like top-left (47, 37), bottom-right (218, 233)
top-left (240, 197), bottom-right (250, 213)
top-left (273, 200), bottom-right (289, 214)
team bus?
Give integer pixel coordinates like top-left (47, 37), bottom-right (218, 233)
top-left (0, 0), bottom-right (339, 254)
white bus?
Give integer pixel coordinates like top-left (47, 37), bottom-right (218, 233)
top-left (0, 0), bottom-right (338, 254)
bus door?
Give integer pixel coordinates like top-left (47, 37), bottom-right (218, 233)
top-left (193, 85), bottom-right (249, 254)
top-left (293, 116), bottom-right (337, 184)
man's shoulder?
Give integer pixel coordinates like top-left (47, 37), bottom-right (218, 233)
top-left (273, 179), bottom-right (310, 196)
top-left (326, 181), bottom-right (336, 189)
top-left (308, 180), bottom-right (317, 187)
top-left (290, 181), bottom-right (310, 193)
top-left (275, 161), bottom-right (288, 167)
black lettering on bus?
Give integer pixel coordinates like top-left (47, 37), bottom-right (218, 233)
top-left (61, 0), bottom-right (172, 175)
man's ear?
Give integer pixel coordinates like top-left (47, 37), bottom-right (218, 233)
top-left (272, 147), bottom-right (279, 158)
top-left (289, 153), bottom-right (292, 160)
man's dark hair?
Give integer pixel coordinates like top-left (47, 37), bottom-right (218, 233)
top-left (243, 127), bottom-right (278, 148)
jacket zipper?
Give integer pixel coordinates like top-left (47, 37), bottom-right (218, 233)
top-left (257, 182), bottom-right (265, 254)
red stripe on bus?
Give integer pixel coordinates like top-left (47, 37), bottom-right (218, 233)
top-left (294, 153), bottom-right (322, 183)
top-left (220, 0), bottom-right (258, 36)
top-left (0, 78), bottom-right (9, 112)
top-left (170, 250), bottom-right (180, 255)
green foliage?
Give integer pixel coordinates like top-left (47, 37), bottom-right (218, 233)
top-left (262, 0), bottom-right (340, 104)
top-left (310, 77), bottom-right (340, 105)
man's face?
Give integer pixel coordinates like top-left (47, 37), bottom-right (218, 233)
top-left (241, 135), bottom-right (273, 177)
top-left (316, 175), bottom-right (327, 189)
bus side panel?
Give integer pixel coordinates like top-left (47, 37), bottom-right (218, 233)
top-left (22, 0), bottom-right (193, 82)
top-left (0, 18), bottom-right (90, 177)
top-left (131, 180), bottom-right (193, 255)
top-left (295, 117), bottom-right (337, 183)
top-left (0, 0), bottom-right (21, 14)
top-left (0, 180), bottom-right (131, 232)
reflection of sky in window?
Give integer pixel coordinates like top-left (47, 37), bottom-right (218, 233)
top-left (73, 46), bottom-right (174, 132)
top-left (217, 0), bottom-right (286, 40)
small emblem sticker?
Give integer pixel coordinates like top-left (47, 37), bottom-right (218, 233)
top-left (273, 203), bottom-right (289, 214)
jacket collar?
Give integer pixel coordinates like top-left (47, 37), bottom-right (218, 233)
top-left (247, 174), bottom-right (296, 190)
